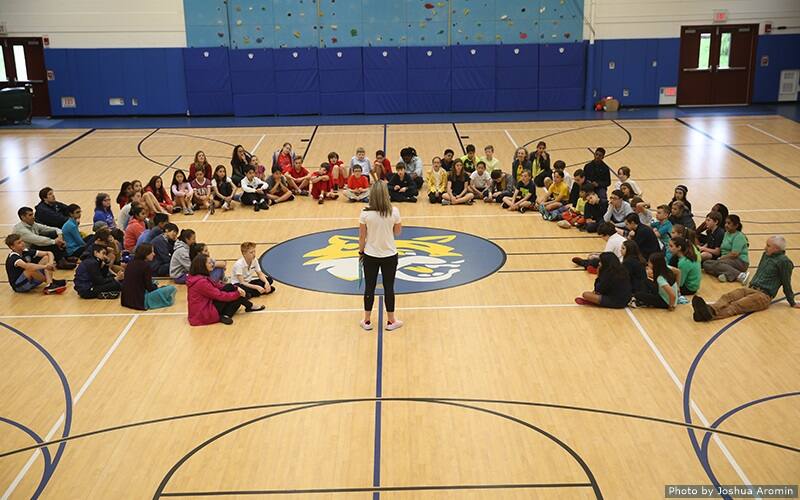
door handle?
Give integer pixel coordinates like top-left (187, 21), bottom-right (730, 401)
top-left (717, 67), bottom-right (746, 71)
top-left (682, 68), bottom-right (712, 72)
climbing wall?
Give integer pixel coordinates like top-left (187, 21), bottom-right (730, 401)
top-left (185, 0), bottom-right (583, 48)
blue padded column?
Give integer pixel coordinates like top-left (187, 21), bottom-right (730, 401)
top-left (319, 47), bottom-right (364, 115)
top-left (495, 44), bottom-right (539, 111)
top-left (451, 45), bottom-right (495, 112)
top-left (364, 47), bottom-right (407, 114)
top-left (274, 47), bottom-right (319, 115)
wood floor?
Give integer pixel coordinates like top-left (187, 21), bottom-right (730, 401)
top-left (0, 115), bottom-right (798, 499)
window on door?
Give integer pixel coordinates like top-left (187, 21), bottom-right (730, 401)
top-left (13, 45), bottom-right (28, 81)
top-left (698, 33), bottom-right (711, 69)
top-left (718, 32), bottom-right (731, 69)
top-left (0, 50), bottom-right (7, 82)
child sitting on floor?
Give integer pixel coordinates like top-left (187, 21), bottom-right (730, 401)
top-left (266, 169), bottom-right (295, 205)
top-left (468, 161), bottom-right (492, 200)
top-left (4, 234), bottom-right (66, 294)
top-left (373, 150), bottom-right (392, 182)
top-left (426, 157), bottom-right (447, 204)
top-left (240, 166), bottom-right (269, 211)
top-left (231, 241), bottom-right (275, 298)
top-left (191, 168), bottom-right (213, 213)
top-left (344, 165), bottom-right (370, 202)
top-left (73, 243), bottom-right (122, 299)
top-left (486, 168), bottom-right (514, 204)
top-left (502, 169), bottom-right (536, 214)
top-left (310, 163), bottom-right (339, 204)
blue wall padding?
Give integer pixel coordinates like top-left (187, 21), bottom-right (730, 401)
top-left (753, 34), bottom-right (800, 103)
top-left (184, 47), bottom-right (232, 115)
top-left (452, 45), bottom-right (496, 67)
top-left (451, 90), bottom-right (495, 112)
top-left (407, 91), bottom-right (451, 113)
top-left (273, 47), bottom-right (319, 115)
top-left (538, 42), bottom-right (586, 110)
top-left (228, 49), bottom-right (276, 116)
top-left (365, 92), bottom-right (407, 114)
top-left (496, 89), bottom-right (538, 112)
top-left (407, 47), bottom-right (450, 68)
top-left (451, 46), bottom-right (496, 112)
top-left (320, 93), bottom-right (364, 115)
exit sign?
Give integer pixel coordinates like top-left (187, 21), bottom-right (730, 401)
top-left (713, 10), bottom-right (728, 23)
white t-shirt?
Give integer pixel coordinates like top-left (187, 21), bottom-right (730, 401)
top-left (604, 233), bottom-right (626, 262)
top-left (359, 206), bottom-right (401, 258)
top-left (230, 256), bottom-right (262, 284)
top-left (350, 156), bottom-right (372, 176)
top-left (470, 170), bottom-right (491, 189)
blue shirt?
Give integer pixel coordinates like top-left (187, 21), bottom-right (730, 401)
top-left (62, 218), bottom-right (84, 255)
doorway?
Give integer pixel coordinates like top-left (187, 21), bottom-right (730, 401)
top-left (677, 24), bottom-right (758, 106)
top-left (0, 37), bottom-right (52, 116)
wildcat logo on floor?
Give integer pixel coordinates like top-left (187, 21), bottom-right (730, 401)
top-left (260, 227), bottom-right (506, 295)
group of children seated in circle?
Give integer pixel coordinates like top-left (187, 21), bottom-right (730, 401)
top-left (6, 139), bottom-right (795, 325)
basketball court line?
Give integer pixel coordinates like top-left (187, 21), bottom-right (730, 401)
top-left (624, 308), bottom-right (754, 489)
top-left (746, 124), bottom-right (800, 151)
top-left (0, 303), bottom-right (584, 320)
top-left (1, 315), bottom-right (140, 500)
top-left (0, 129), bottom-right (96, 186)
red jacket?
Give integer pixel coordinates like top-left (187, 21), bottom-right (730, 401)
top-left (186, 274), bottom-right (240, 326)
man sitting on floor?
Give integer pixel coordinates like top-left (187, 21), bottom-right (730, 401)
top-left (692, 235), bottom-right (798, 321)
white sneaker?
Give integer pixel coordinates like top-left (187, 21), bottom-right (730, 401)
top-left (360, 320), bottom-right (373, 331)
top-left (718, 274), bottom-right (728, 283)
top-left (385, 319), bottom-right (404, 331)
top-left (737, 271), bottom-right (749, 284)
top-left (222, 202), bottom-right (230, 211)
top-left (441, 199), bottom-right (450, 206)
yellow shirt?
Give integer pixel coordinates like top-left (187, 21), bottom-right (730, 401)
top-left (547, 181), bottom-right (569, 201)
top-left (480, 156), bottom-right (500, 171)
top-left (426, 168), bottom-right (448, 193)
top-left (575, 198), bottom-right (587, 214)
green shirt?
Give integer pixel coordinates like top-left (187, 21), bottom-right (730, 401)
top-left (656, 275), bottom-right (678, 307)
top-left (460, 155), bottom-right (477, 173)
top-left (677, 255), bottom-right (701, 292)
top-left (720, 231), bottom-right (749, 264)
top-left (749, 251), bottom-right (796, 306)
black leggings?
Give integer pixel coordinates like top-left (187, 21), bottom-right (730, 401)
top-left (363, 253), bottom-right (398, 313)
top-left (77, 280), bottom-right (121, 299)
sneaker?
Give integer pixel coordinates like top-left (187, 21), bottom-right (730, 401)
top-left (627, 298), bottom-right (639, 308)
top-left (385, 319), bottom-right (404, 331)
top-left (187, 207), bottom-right (194, 215)
top-left (441, 198), bottom-right (450, 206)
top-left (692, 296), bottom-right (713, 322)
top-left (222, 202), bottom-right (230, 211)
top-left (518, 206), bottom-right (527, 214)
top-left (408, 196), bottom-right (417, 203)
top-left (300, 190), bottom-right (309, 196)
top-left (245, 304), bottom-right (265, 312)
top-left (501, 202), bottom-right (509, 209)
top-left (466, 199), bottom-right (474, 205)
top-left (172, 206), bottom-right (182, 214)
top-left (572, 257), bottom-right (585, 267)
top-left (44, 283), bottom-right (67, 295)
top-left (318, 198), bottom-right (324, 205)
top-left (254, 202), bottom-right (260, 212)
top-left (183, 208), bottom-right (191, 215)
top-left (717, 274), bottom-right (728, 283)
top-left (97, 291), bottom-right (120, 300)
top-left (737, 271), bottom-right (749, 284)
top-left (53, 279), bottom-right (67, 287)
top-left (586, 265), bottom-right (598, 274)
top-left (360, 319), bottom-right (373, 331)
top-left (539, 204), bottom-right (547, 216)
top-left (209, 204), bottom-right (215, 215)
top-left (219, 315), bottom-right (233, 325)
top-left (574, 297), bottom-right (592, 306)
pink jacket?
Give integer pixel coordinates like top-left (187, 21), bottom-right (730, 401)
top-left (186, 274), bottom-right (240, 326)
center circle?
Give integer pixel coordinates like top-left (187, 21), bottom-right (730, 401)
top-left (260, 226), bottom-right (506, 295)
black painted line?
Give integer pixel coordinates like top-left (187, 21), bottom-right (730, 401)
top-left (0, 128), bottom-right (96, 186)
top-left (161, 482), bottom-right (593, 496)
top-left (675, 118), bottom-right (800, 190)
top-left (157, 131), bottom-right (236, 149)
top-left (520, 123), bottom-right (609, 150)
top-left (136, 128), bottom-right (169, 169)
top-left (158, 155), bottom-right (183, 177)
top-left (489, 235), bottom-right (596, 240)
top-left (303, 125), bottom-right (319, 160)
top-left (507, 251), bottom-right (600, 256)
top-left (4, 395), bottom-right (798, 461)
top-left (452, 123), bottom-right (466, 154)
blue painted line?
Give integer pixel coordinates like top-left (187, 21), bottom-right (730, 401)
top-left (682, 293), bottom-right (799, 500)
top-left (372, 296), bottom-right (384, 500)
top-left (700, 392), bottom-right (800, 459)
top-left (1, 322), bottom-right (73, 499)
top-left (383, 124), bottom-right (387, 154)
top-left (0, 128), bottom-right (96, 186)
top-left (0, 415), bottom-right (53, 492)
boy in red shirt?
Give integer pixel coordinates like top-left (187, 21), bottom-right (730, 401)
top-left (372, 150), bottom-right (392, 183)
top-left (310, 163), bottom-right (339, 204)
top-left (326, 152), bottom-right (347, 191)
top-left (343, 165), bottom-right (370, 202)
top-left (283, 156), bottom-right (312, 195)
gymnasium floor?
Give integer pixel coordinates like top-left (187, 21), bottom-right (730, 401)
top-left (0, 113), bottom-right (798, 499)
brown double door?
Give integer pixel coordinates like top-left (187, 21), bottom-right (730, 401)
top-left (677, 24), bottom-right (758, 106)
top-left (0, 37), bottom-right (51, 116)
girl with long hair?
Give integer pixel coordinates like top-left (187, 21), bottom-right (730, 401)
top-left (632, 252), bottom-right (678, 310)
top-left (442, 159), bottom-right (474, 205)
top-left (575, 251), bottom-right (632, 308)
top-left (358, 182), bottom-right (403, 331)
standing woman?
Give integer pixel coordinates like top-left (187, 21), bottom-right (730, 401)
top-left (230, 144), bottom-right (251, 187)
top-left (528, 141), bottom-right (551, 188)
top-left (359, 182), bottom-right (403, 331)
